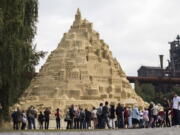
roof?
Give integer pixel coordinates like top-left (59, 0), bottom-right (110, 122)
top-left (139, 66), bottom-right (162, 70)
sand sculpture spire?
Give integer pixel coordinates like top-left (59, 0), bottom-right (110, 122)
top-left (13, 10), bottom-right (146, 111)
top-left (75, 8), bottom-right (81, 23)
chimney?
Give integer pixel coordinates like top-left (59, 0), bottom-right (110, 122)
top-left (159, 55), bottom-right (164, 69)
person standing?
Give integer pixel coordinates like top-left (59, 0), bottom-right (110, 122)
top-left (31, 106), bottom-right (37, 130)
top-left (124, 107), bottom-right (129, 128)
top-left (26, 106), bottom-right (33, 129)
top-left (38, 111), bottom-right (44, 129)
top-left (85, 108), bottom-right (92, 129)
top-left (163, 98), bottom-right (171, 127)
top-left (148, 102), bottom-right (154, 128)
top-left (55, 108), bottom-right (61, 129)
top-left (152, 104), bottom-right (159, 127)
top-left (74, 107), bottom-right (80, 129)
top-left (65, 108), bottom-right (71, 129)
top-left (69, 104), bottom-right (75, 129)
top-left (172, 92), bottom-right (180, 126)
top-left (128, 106), bottom-right (133, 128)
top-left (102, 101), bottom-right (110, 129)
top-left (109, 104), bottom-right (116, 129)
top-left (116, 103), bottom-right (124, 128)
top-left (21, 110), bottom-right (27, 130)
top-left (11, 109), bottom-right (19, 130)
top-left (143, 108), bottom-right (149, 128)
top-left (132, 105), bottom-right (140, 128)
top-left (79, 108), bottom-right (86, 129)
top-left (44, 108), bottom-right (51, 129)
top-left (96, 103), bottom-right (103, 129)
top-left (91, 107), bottom-right (98, 129)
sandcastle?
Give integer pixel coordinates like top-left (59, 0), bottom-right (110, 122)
top-left (13, 9), bottom-right (146, 112)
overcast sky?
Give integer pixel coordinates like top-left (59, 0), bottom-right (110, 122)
top-left (35, 0), bottom-right (180, 76)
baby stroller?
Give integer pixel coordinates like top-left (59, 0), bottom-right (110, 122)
top-left (157, 111), bottom-right (165, 127)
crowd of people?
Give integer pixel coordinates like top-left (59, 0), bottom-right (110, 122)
top-left (10, 92), bottom-right (180, 130)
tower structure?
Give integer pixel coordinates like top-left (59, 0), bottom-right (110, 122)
top-left (168, 35), bottom-right (180, 77)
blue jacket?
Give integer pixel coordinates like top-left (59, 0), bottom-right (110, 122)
top-left (132, 107), bottom-right (140, 120)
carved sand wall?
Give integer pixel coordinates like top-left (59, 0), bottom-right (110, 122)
top-left (13, 9), bottom-right (146, 112)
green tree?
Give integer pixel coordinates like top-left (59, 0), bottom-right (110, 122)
top-left (135, 83), bottom-right (156, 103)
top-left (0, 0), bottom-right (45, 121)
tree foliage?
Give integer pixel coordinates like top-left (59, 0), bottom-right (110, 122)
top-left (135, 83), bottom-right (156, 103)
top-left (135, 82), bottom-right (180, 104)
top-left (0, 0), bottom-right (45, 120)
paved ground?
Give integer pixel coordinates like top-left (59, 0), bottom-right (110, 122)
top-left (0, 128), bottom-right (180, 135)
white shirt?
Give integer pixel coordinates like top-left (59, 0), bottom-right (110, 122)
top-left (173, 96), bottom-right (180, 110)
top-left (153, 105), bottom-right (159, 115)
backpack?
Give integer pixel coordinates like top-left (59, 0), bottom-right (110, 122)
top-left (64, 112), bottom-right (71, 122)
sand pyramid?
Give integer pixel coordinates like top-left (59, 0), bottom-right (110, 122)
top-left (14, 9), bottom-right (146, 111)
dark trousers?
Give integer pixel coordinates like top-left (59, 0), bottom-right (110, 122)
top-left (85, 119), bottom-right (91, 129)
top-left (13, 120), bottom-right (19, 130)
top-left (21, 122), bottom-right (26, 130)
top-left (97, 115), bottom-right (103, 129)
top-left (70, 119), bottom-right (74, 129)
top-left (152, 115), bottom-right (157, 127)
top-left (173, 109), bottom-right (180, 125)
top-left (39, 121), bottom-right (43, 129)
top-left (165, 109), bottom-right (170, 127)
top-left (45, 119), bottom-right (49, 129)
top-left (102, 117), bottom-right (110, 129)
top-left (79, 119), bottom-right (86, 129)
top-left (117, 116), bottom-right (124, 128)
top-left (56, 118), bottom-right (60, 129)
top-left (27, 117), bottom-right (32, 129)
top-left (32, 118), bottom-right (36, 129)
top-left (66, 120), bottom-right (71, 129)
top-left (74, 118), bottom-right (80, 129)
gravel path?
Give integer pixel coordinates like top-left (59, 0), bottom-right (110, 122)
top-left (0, 127), bottom-right (180, 135)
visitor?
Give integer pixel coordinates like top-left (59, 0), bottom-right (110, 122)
top-left (69, 104), bottom-right (75, 129)
top-left (31, 106), bottom-right (37, 129)
top-left (162, 98), bottom-right (171, 127)
top-left (55, 108), bottom-right (61, 129)
top-left (132, 105), bottom-right (140, 128)
top-left (139, 109), bottom-right (144, 128)
top-left (127, 106), bottom-right (133, 128)
top-left (109, 104), bottom-right (116, 129)
top-left (172, 92), bottom-right (180, 126)
top-left (11, 108), bottom-right (20, 130)
top-left (116, 103), bottom-right (124, 128)
top-left (44, 108), bottom-right (51, 129)
top-left (26, 106), bottom-right (33, 129)
top-left (85, 108), bottom-right (92, 129)
top-left (96, 103), bottom-right (103, 129)
top-left (21, 110), bottom-right (27, 130)
top-left (152, 104), bottom-right (159, 127)
top-left (124, 107), bottom-right (129, 128)
top-left (143, 108), bottom-right (149, 128)
top-left (26, 106), bottom-right (37, 130)
top-left (65, 108), bottom-right (71, 129)
top-left (148, 102), bottom-right (154, 128)
top-left (91, 107), bottom-right (98, 129)
top-left (79, 108), bottom-right (86, 129)
top-left (74, 106), bottom-right (80, 129)
top-left (38, 111), bottom-right (44, 129)
top-left (102, 101), bottom-right (110, 129)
